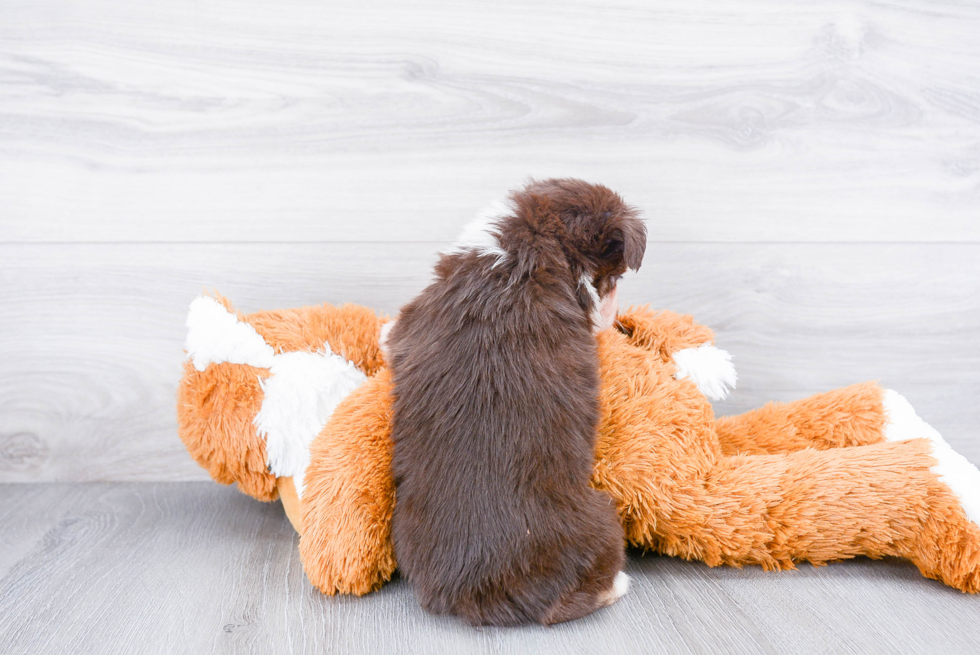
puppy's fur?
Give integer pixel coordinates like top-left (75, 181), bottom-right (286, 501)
top-left (387, 179), bottom-right (647, 626)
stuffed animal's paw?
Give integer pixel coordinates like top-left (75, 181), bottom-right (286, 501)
top-left (883, 390), bottom-right (980, 527)
top-left (883, 390), bottom-right (980, 592)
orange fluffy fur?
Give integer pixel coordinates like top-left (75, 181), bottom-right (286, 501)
top-left (176, 295), bottom-right (387, 503)
top-left (178, 360), bottom-right (276, 501)
top-left (178, 297), bottom-right (980, 596)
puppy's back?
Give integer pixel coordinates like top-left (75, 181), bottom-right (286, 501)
top-left (388, 249), bottom-right (624, 626)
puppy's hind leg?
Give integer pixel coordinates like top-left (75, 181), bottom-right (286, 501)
top-left (542, 570), bottom-right (629, 625)
top-left (542, 510), bottom-right (628, 625)
top-left (598, 571), bottom-right (631, 607)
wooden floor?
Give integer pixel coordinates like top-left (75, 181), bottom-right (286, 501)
top-left (1, 482), bottom-right (978, 655)
top-left (3, 0), bottom-right (980, 651)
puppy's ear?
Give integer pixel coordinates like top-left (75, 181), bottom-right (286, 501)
top-left (621, 218), bottom-right (647, 271)
top-left (600, 219), bottom-right (647, 272)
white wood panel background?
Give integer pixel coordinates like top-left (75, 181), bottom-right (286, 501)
top-left (2, 0), bottom-right (980, 244)
top-left (2, 0), bottom-right (979, 482)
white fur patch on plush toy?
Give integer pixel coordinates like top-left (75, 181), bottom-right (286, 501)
top-left (672, 344), bottom-right (737, 401)
top-left (186, 297), bottom-right (275, 371)
top-left (883, 389), bottom-right (980, 526)
top-left (185, 296), bottom-right (367, 498)
top-left (257, 352), bottom-right (367, 497)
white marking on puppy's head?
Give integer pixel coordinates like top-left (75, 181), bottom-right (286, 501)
top-left (379, 319), bottom-right (396, 360)
top-left (598, 284), bottom-right (619, 332)
top-left (578, 274), bottom-right (604, 333)
top-left (445, 198), bottom-right (510, 263)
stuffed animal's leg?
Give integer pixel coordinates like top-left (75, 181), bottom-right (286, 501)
top-left (620, 438), bottom-right (980, 593)
top-left (713, 382), bottom-right (888, 456)
top-left (298, 371), bottom-right (397, 596)
top-left (771, 438), bottom-right (980, 592)
top-left (178, 359), bottom-right (278, 501)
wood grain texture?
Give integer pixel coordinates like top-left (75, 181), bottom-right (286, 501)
top-left (3, 0), bottom-right (980, 647)
top-left (1, 0), bottom-right (979, 243)
top-left (1, 241), bottom-right (977, 482)
top-left (0, 482), bottom-right (978, 655)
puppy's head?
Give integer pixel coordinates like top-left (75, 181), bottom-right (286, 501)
top-left (512, 178), bottom-right (647, 331)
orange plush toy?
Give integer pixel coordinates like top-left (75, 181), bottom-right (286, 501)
top-left (178, 293), bottom-right (980, 597)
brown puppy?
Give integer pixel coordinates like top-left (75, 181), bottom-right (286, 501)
top-left (386, 179), bottom-right (646, 626)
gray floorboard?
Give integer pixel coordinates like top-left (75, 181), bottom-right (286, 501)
top-left (1, 483), bottom-right (978, 655)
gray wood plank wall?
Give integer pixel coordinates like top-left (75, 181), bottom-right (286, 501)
top-left (4, 3), bottom-right (980, 653)
top-left (2, 0), bottom-right (978, 484)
